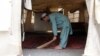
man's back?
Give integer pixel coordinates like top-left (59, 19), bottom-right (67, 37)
top-left (49, 12), bottom-right (70, 27)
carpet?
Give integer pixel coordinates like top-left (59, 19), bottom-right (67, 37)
top-left (22, 34), bottom-right (86, 49)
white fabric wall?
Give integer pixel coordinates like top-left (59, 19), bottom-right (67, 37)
top-left (0, 0), bottom-right (11, 31)
top-left (0, 0), bottom-right (22, 56)
top-left (83, 0), bottom-right (100, 56)
top-left (95, 0), bottom-right (100, 24)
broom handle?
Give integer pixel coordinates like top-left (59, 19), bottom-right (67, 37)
top-left (37, 38), bottom-right (56, 49)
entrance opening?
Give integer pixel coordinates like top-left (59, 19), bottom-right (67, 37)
top-left (21, 0), bottom-right (89, 56)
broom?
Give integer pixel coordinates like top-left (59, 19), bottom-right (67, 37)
top-left (37, 37), bottom-right (56, 49)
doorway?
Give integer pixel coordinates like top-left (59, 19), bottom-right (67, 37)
top-left (21, 0), bottom-right (89, 56)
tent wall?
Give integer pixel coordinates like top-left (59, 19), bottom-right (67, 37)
top-left (83, 0), bottom-right (100, 56)
top-left (0, 0), bottom-right (22, 56)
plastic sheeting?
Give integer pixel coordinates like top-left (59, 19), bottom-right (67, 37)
top-left (95, 0), bottom-right (100, 24)
top-left (0, 0), bottom-right (11, 31)
top-left (83, 0), bottom-right (100, 56)
top-left (0, 0), bottom-right (22, 56)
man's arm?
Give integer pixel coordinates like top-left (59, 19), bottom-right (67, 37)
top-left (49, 15), bottom-right (57, 36)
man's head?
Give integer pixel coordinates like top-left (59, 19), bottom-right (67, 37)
top-left (41, 13), bottom-right (49, 22)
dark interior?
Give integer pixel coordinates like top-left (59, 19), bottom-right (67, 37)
top-left (22, 22), bottom-right (88, 49)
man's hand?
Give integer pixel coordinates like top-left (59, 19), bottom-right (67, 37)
top-left (52, 36), bottom-right (57, 41)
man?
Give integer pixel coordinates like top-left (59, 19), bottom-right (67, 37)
top-left (41, 12), bottom-right (73, 49)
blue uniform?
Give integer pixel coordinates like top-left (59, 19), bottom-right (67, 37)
top-left (49, 12), bottom-right (73, 48)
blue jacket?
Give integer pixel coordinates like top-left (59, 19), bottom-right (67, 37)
top-left (49, 12), bottom-right (73, 36)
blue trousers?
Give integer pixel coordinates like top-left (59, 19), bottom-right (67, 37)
top-left (59, 26), bottom-right (70, 48)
